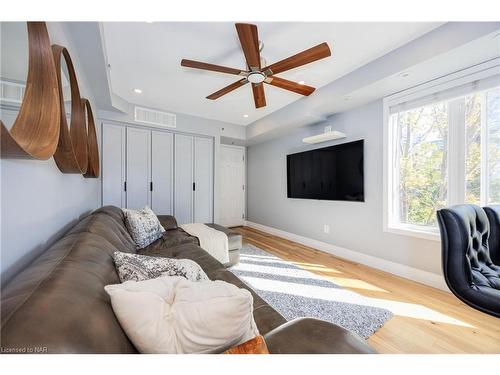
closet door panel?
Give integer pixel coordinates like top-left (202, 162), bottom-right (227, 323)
top-left (126, 127), bottom-right (151, 209)
top-left (194, 137), bottom-right (214, 223)
top-left (102, 123), bottom-right (125, 207)
top-left (151, 131), bottom-right (173, 215)
top-left (174, 134), bottom-right (194, 224)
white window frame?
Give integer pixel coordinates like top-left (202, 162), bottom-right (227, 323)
top-left (383, 59), bottom-right (500, 241)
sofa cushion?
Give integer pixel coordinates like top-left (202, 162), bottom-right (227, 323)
top-left (157, 215), bottom-right (178, 230)
top-left (105, 276), bottom-right (259, 354)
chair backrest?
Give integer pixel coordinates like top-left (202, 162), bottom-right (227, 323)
top-left (437, 205), bottom-right (494, 293)
top-left (484, 205), bottom-right (500, 265)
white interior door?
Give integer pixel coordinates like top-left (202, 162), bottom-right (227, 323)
top-left (102, 123), bottom-right (126, 207)
top-left (151, 131), bottom-right (173, 215)
top-left (126, 127), bottom-right (151, 209)
top-left (194, 137), bottom-right (214, 223)
top-left (174, 134), bottom-right (194, 224)
top-left (219, 145), bottom-right (245, 227)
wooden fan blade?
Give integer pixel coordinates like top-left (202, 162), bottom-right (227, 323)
top-left (266, 76), bottom-right (315, 96)
top-left (206, 78), bottom-right (248, 100)
top-left (252, 83), bottom-right (266, 108)
top-left (181, 59), bottom-right (243, 75)
top-left (263, 42), bottom-right (331, 75)
top-left (235, 23), bottom-right (261, 70)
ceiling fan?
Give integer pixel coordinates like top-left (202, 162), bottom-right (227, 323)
top-left (180, 23), bottom-right (332, 109)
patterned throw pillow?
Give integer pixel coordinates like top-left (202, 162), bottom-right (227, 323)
top-left (122, 206), bottom-right (165, 249)
top-left (113, 251), bottom-right (209, 283)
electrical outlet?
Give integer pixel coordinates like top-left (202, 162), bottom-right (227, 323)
top-left (323, 224), bottom-right (330, 234)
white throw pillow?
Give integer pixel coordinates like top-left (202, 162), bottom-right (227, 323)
top-left (104, 276), bottom-right (259, 354)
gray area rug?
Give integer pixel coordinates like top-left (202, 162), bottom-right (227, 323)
top-left (229, 244), bottom-right (393, 339)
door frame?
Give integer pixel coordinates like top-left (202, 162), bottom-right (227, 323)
top-left (219, 144), bottom-right (246, 227)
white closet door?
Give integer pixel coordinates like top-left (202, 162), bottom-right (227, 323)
top-left (102, 123), bottom-right (126, 207)
top-left (174, 134), bottom-right (194, 224)
top-left (194, 137), bottom-right (214, 223)
top-left (151, 131), bottom-right (173, 215)
top-left (219, 145), bottom-right (245, 227)
top-left (126, 127), bottom-right (151, 209)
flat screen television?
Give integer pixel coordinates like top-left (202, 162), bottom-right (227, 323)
top-left (287, 139), bottom-right (364, 201)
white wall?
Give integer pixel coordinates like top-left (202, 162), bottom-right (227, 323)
top-left (246, 99), bottom-right (443, 277)
top-left (0, 23), bottom-right (101, 284)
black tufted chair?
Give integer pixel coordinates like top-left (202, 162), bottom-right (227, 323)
top-left (437, 205), bottom-right (500, 318)
top-left (484, 205), bottom-right (500, 265)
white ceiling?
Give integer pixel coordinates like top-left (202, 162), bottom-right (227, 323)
top-left (101, 22), bottom-right (443, 126)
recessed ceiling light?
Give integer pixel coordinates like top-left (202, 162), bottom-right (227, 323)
top-left (298, 81), bottom-right (305, 85)
top-left (399, 71), bottom-right (410, 78)
top-left (134, 88), bottom-right (142, 94)
top-left (243, 114), bottom-right (249, 118)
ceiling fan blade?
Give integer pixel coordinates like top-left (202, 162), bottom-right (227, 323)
top-left (235, 23), bottom-right (261, 70)
top-left (252, 83), bottom-right (266, 108)
top-left (181, 59), bottom-right (244, 75)
top-left (263, 42), bottom-right (331, 75)
top-left (206, 78), bottom-right (248, 100)
top-left (266, 76), bottom-right (315, 96)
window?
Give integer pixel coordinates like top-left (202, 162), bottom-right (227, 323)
top-left (385, 66), bottom-right (500, 239)
top-left (392, 101), bottom-right (449, 230)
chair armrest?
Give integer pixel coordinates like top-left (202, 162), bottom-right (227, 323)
top-left (157, 215), bottom-right (178, 230)
top-left (263, 318), bottom-right (376, 354)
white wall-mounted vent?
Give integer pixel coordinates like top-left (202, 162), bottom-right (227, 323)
top-left (134, 106), bottom-right (176, 128)
top-left (0, 80), bottom-right (25, 106)
top-left (302, 130), bottom-right (346, 144)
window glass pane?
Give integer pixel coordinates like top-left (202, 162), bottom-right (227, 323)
top-left (488, 87), bottom-right (500, 204)
top-left (464, 93), bottom-right (482, 204)
top-left (396, 102), bottom-right (448, 227)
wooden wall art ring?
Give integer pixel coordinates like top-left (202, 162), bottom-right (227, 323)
top-left (82, 98), bottom-right (100, 178)
top-left (52, 44), bottom-right (88, 174)
top-left (1, 22), bottom-right (60, 159)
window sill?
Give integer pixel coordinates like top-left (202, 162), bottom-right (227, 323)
top-left (385, 224), bottom-right (441, 242)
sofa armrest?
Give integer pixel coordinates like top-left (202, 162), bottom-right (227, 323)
top-left (157, 215), bottom-right (178, 230)
top-left (263, 318), bottom-right (376, 354)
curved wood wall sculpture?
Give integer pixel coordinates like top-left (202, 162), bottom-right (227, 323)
top-left (51, 45), bottom-right (88, 174)
top-left (82, 98), bottom-right (100, 178)
top-left (0, 22), bottom-right (60, 159)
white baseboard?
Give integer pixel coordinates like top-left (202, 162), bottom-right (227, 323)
top-left (244, 221), bottom-right (448, 292)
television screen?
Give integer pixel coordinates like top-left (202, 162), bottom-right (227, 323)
top-left (287, 139), bottom-right (364, 201)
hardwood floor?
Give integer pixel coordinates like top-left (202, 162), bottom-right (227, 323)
top-left (234, 226), bottom-right (500, 354)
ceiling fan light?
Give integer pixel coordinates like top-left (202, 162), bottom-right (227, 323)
top-left (247, 72), bottom-right (266, 84)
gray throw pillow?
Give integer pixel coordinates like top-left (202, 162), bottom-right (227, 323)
top-left (123, 206), bottom-right (165, 249)
top-left (113, 251), bottom-right (209, 283)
